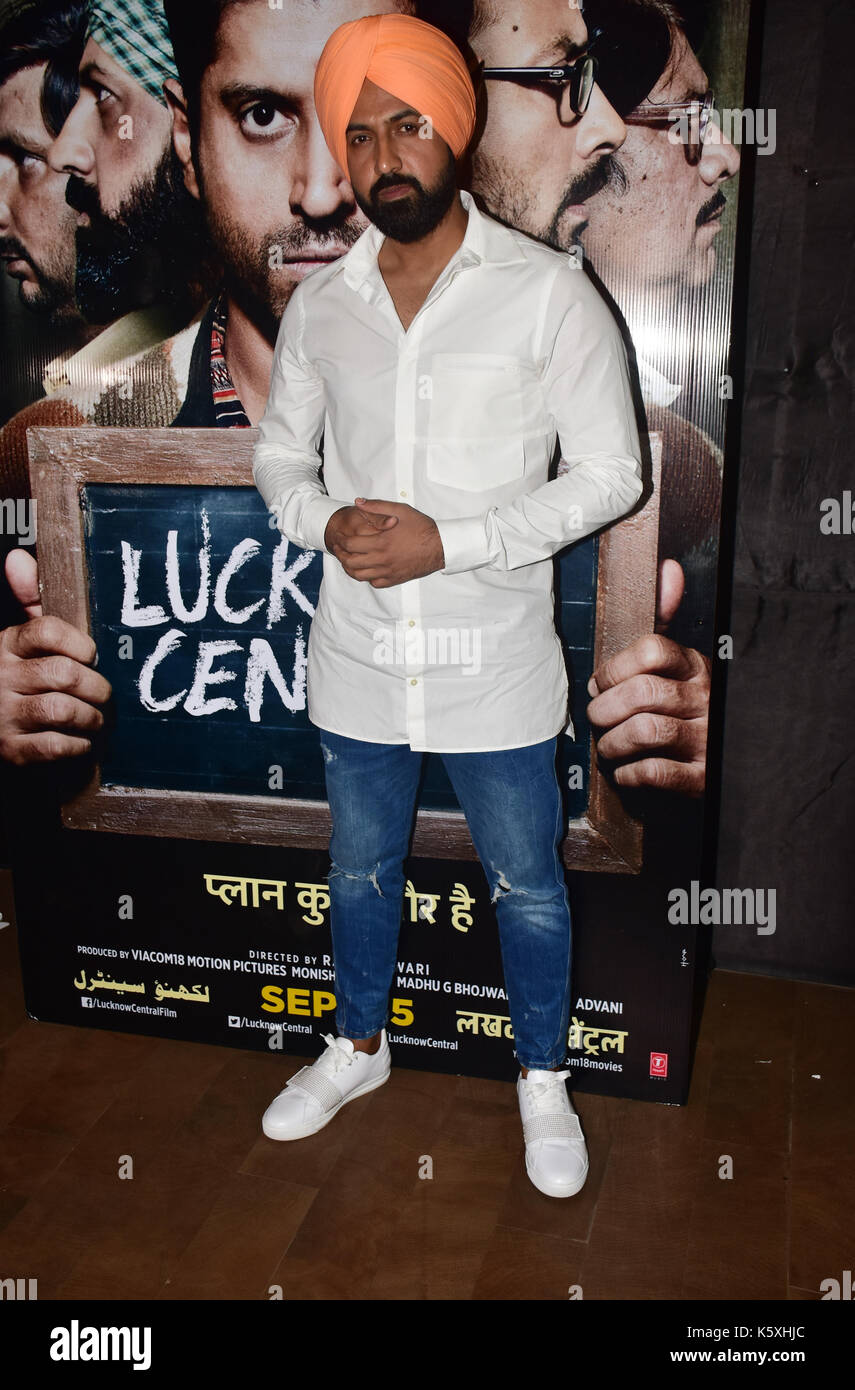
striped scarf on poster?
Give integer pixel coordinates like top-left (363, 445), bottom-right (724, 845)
top-left (210, 293), bottom-right (251, 428)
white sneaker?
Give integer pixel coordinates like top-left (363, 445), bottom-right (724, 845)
top-left (517, 1068), bottom-right (589, 1198)
top-left (262, 1030), bottom-right (391, 1141)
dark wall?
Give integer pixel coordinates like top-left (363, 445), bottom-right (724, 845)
top-left (712, 0), bottom-right (855, 984)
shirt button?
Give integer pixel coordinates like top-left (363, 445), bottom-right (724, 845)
top-left (408, 619), bottom-right (415, 628)
top-left (400, 490), bottom-right (408, 498)
top-left (410, 678), bottom-right (418, 686)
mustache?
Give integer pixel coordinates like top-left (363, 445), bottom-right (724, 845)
top-left (697, 190), bottom-right (727, 226)
top-left (372, 173), bottom-right (420, 197)
top-left (65, 174), bottom-right (101, 219)
top-left (0, 235), bottom-right (30, 262)
top-left (263, 219), bottom-right (364, 258)
top-left (560, 153), bottom-right (625, 219)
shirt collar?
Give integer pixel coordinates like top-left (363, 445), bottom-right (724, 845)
top-left (636, 353), bottom-right (684, 408)
top-left (42, 303), bottom-right (187, 396)
top-left (333, 188), bottom-right (527, 293)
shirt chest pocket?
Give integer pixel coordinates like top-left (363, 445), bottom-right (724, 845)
top-left (424, 351), bottom-right (529, 493)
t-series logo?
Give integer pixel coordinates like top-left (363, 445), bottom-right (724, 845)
top-left (50, 1321), bottom-right (151, 1370)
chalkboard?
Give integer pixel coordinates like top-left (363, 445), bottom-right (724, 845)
top-left (28, 427), bottom-right (660, 871)
top-left (84, 481), bottom-right (328, 801)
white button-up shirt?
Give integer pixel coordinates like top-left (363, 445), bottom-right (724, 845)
top-left (253, 189), bottom-right (643, 753)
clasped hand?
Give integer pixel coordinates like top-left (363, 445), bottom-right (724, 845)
top-left (324, 498), bottom-right (445, 588)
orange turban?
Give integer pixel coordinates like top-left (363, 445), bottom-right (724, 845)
top-left (314, 13), bottom-right (477, 178)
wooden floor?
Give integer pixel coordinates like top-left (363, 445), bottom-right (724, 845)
top-left (0, 897), bottom-right (851, 1300)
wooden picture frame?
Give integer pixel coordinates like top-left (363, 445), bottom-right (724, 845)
top-left (28, 425), bottom-right (660, 873)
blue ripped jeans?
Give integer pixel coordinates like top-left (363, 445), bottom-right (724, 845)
top-left (318, 729), bottom-right (573, 1071)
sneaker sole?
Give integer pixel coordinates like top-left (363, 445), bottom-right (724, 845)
top-left (525, 1153), bottom-right (589, 1199)
top-left (262, 1062), bottom-right (391, 1141)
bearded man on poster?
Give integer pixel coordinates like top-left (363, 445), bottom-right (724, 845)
top-left (252, 13), bottom-right (643, 1199)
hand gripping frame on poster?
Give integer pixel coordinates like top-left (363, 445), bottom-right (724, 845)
top-left (27, 425), bottom-right (660, 873)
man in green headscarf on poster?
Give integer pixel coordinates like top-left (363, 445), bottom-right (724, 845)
top-left (40, 0), bottom-right (212, 392)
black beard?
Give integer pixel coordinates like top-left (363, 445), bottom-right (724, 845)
top-left (200, 190), bottom-right (364, 346)
top-left (67, 144), bottom-right (203, 325)
top-left (353, 147), bottom-right (459, 243)
top-left (0, 234), bottom-right (77, 320)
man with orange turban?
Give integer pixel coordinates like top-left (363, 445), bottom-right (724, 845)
top-left (253, 13), bottom-right (643, 1200)
top-left (313, 11), bottom-right (477, 187)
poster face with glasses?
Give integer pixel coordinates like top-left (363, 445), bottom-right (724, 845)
top-left (0, 0), bottom-right (752, 1101)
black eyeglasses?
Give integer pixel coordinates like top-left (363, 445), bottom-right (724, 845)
top-left (625, 90), bottom-right (716, 165)
top-left (479, 45), bottom-right (599, 122)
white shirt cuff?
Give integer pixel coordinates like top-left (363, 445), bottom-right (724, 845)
top-left (435, 514), bottom-right (493, 575)
top-left (285, 493), bottom-right (348, 554)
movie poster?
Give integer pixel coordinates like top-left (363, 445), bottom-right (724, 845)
top-left (0, 0), bottom-right (753, 1103)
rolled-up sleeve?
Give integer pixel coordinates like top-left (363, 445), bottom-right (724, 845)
top-left (252, 284), bottom-right (345, 554)
top-left (437, 264), bottom-right (644, 575)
